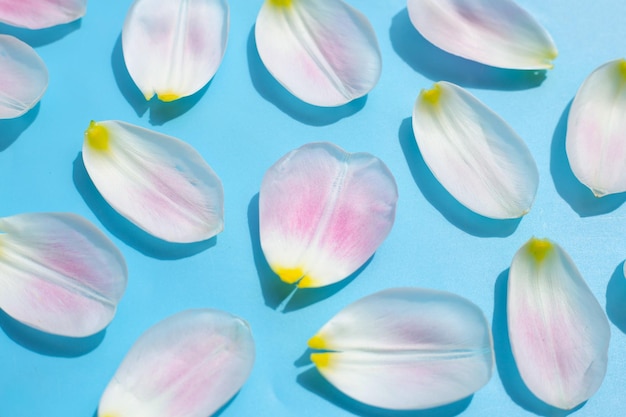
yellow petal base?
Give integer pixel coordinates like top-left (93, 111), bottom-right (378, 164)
top-left (268, 0), bottom-right (292, 7)
top-left (527, 238), bottom-right (553, 263)
top-left (85, 121), bottom-right (110, 151)
top-left (311, 352), bottom-right (332, 369)
top-left (421, 83), bottom-right (442, 106)
top-left (308, 334), bottom-right (326, 350)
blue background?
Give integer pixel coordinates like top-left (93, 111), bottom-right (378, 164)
top-left (1, 1), bottom-right (625, 416)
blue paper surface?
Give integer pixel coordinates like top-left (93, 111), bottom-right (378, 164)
top-left (1, 1), bottom-right (625, 416)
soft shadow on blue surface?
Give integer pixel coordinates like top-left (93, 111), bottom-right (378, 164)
top-left (248, 194), bottom-right (371, 312)
top-left (389, 9), bottom-right (546, 91)
top-left (247, 26), bottom-right (367, 126)
top-left (297, 366), bottom-right (472, 417)
top-left (399, 118), bottom-right (521, 237)
top-left (110, 35), bottom-right (209, 126)
top-left (0, 104), bottom-right (39, 151)
top-left (550, 100), bottom-right (626, 216)
top-left (0, 21), bottom-right (81, 46)
top-left (492, 270), bottom-right (584, 416)
top-left (0, 309), bottom-right (105, 357)
top-left (606, 262), bottom-right (626, 334)
top-left (73, 154), bottom-right (216, 259)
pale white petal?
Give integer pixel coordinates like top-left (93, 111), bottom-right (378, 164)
top-left (0, 213), bottom-right (127, 337)
top-left (0, 35), bottom-right (48, 119)
top-left (98, 309), bottom-right (255, 417)
top-left (0, 0), bottom-right (86, 29)
top-left (255, 0), bottom-right (381, 107)
top-left (407, 0), bottom-right (557, 70)
top-left (308, 288), bottom-right (493, 410)
top-left (508, 238), bottom-right (610, 410)
top-left (566, 59), bottom-right (626, 197)
top-left (122, 0), bottom-right (229, 102)
top-left (412, 81), bottom-right (538, 219)
top-left (260, 142), bottom-right (397, 288)
top-left (82, 120), bottom-right (224, 243)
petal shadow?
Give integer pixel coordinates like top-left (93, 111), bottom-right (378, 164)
top-left (73, 153), bottom-right (215, 259)
top-left (389, 9), bottom-right (546, 91)
top-left (110, 34), bottom-right (209, 126)
top-left (399, 117), bottom-right (521, 237)
top-left (0, 309), bottom-right (105, 357)
top-left (297, 366), bottom-right (472, 417)
top-left (550, 100), bottom-right (626, 216)
top-left (247, 26), bottom-right (366, 126)
top-left (0, 20), bottom-right (81, 47)
top-left (492, 270), bottom-right (584, 416)
top-left (605, 262), bottom-right (626, 333)
top-left (0, 103), bottom-right (39, 151)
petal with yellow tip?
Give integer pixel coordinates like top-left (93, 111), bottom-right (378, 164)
top-left (0, 35), bottom-right (48, 119)
top-left (508, 237), bottom-right (610, 410)
top-left (0, 0), bottom-right (86, 29)
top-left (98, 309), bottom-right (255, 417)
top-left (0, 213), bottom-right (127, 337)
top-left (122, 0), bottom-right (229, 102)
top-left (308, 288), bottom-right (493, 409)
top-left (407, 0), bottom-right (557, 70)
top-left (259, 142), bottom-right (397, 288)
top-left (82, 120), bottom-right (224, 243)
top-left (566, 59), bottom-right (626, 197)
top-left (255, 0), bottom-right (381, 106)
top-left (412, 81), bottom-right (538, 219)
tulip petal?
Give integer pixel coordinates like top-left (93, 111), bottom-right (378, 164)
top-left (407, 0), bottom-right (557, 70)
top-left (566, 59), bottom-right (626, 197)
top-left (308, 288), bottom-right (493, 410)
top-left (82, 120), bottom-right (224, 243)
top-left (259, 142), bottom-right (397, 288)
top-left (0, 213), bottom-right (127, 337)
top-left (255, 0), bottom-right (382, 107)
top-left (98, 309), bottom-right (255, 417)
top-left (412, 81), bottom-right (539, 219)
top-left (507, 238), bottom-right (610, 410)
top-left (0, 0), bottom-right (86, 29)
top-left (0, 35), bottom-right (48, 119)
top-left (122, 0), bottom-right (229, 102)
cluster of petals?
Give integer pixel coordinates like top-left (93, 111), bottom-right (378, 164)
top-left (259, 142), bottom-right (398, 288)
top-left (82, 120), bottom-right (224, 243)
top-left (308, 288), bottom-right (494, 410)
top-left (0, 212), bottom-right (127, 337)
top-left (98, 309), bottom-right (255, 417)
top-left (507, 237), bottom-right (610, 409)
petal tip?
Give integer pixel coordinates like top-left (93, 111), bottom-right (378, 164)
top-left (311, 352), bottom-right (332, 369)
top-left (526, 237), bottom-right (554, 263)
top-left (157, 92), bottom-right (182, 102)
top-left (267, 0), bottom-right (292, 7)
top-left (308, 334), bottom-right (326, 350)
top-left (420, 83), bottom-right (443, 106)
top-left (84, 121), bottom-right (110, 152)
top-left (273, 266), bottom-right (304, 285)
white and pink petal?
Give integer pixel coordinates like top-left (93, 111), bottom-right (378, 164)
top-left (0, 0), bottom-right (86, 29)
top-left (0, 212), bottom-right (127, 337)
top-left (259, 142), bottom-right (397, 288)
top-left (82, 120), bottom-right (224, 244)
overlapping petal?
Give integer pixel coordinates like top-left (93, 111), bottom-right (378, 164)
top-left (98, 309), bottom-right (255, 417)
top-left (412, 81), bottom-right (539, 219)
top-left (259, 142), bottom-right (397, 288)
top-left (82, 120), bottom-right (224, 243)
top-left (0, 35), bottom-right (48, 119)
top-left (255, 0), bottom-right (381, 107)
top-left (566, 59), bottom-right (626, 197)
top-left (507, 238), bottom-right (610, 410)
top-left (0, 213), bottom-right (127, 337)
top-left (122, 0), bottom-right (229, 102)
top-left (0, 0), bottom-right (86, 29)
top-left (308, 288), bottom-right (493, 410)
top-left (407, 0), bottom-right (557, 70)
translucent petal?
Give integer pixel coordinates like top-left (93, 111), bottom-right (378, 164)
top-left (0, 35), bottom-right (48, 119)
top-left (98, 309), bottom-right (255, 417)
top-left (259, 142), bottom-right (397, 288)
top-left (308, 288), bottom-right (493, 410)
top-left (412, 81), bottom-right (539, 219)
top-left (0, 0), bottom-right (86, 29)
top-left (566, 59), bottom-right (626, 197)
top-left (507, 238), bottom-right (610, 410)
top-left (407, 0), bottom-right (557, 70)
top-left (0, 213), bottom-right (127, 337)
top-left (122, 0), bottom-right (229, 102)
top-left (255, 0), bottom-right (381, 107)
top-left (82, 120), bottom-right (224, 243)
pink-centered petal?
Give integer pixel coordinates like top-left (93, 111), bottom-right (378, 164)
top-left (0, 0), bottom-right (86, 29)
